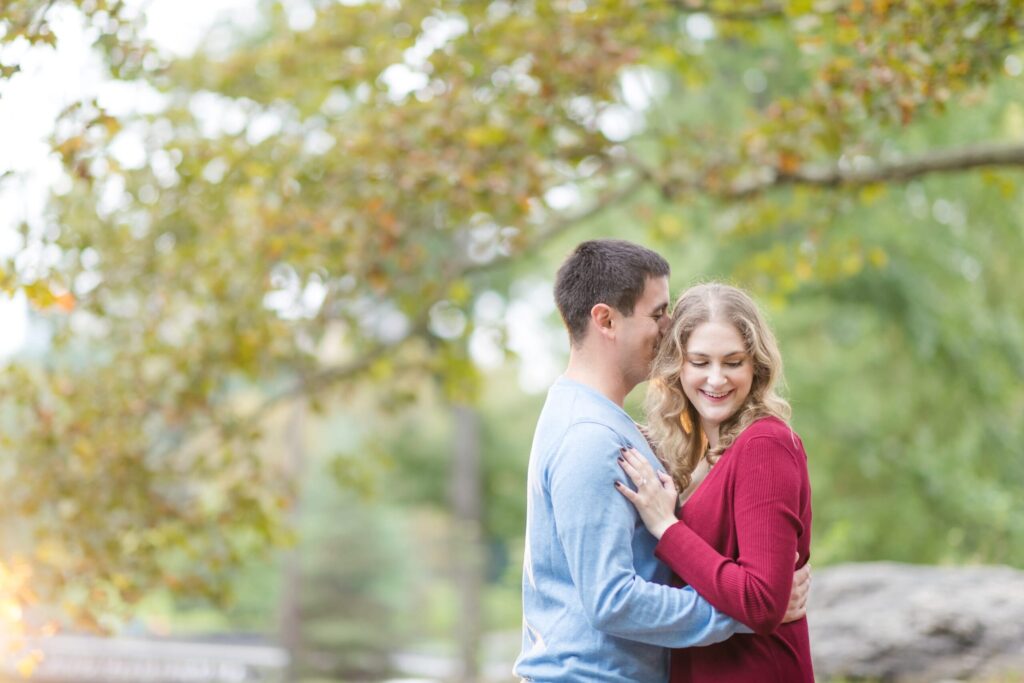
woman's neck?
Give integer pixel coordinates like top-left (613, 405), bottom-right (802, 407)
top-left (703, 422), bottom-right (720, 449)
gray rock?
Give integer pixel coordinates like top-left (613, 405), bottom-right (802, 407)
top-left (808, 562), bottom-right (1024, 682)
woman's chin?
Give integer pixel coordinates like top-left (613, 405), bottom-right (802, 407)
top-left (697, 406), bottom-right (738, 428)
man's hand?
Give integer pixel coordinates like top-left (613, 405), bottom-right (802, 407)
top-left (782, 559), bottom-right (810, 623)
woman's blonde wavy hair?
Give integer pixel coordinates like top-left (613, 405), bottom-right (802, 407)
top-left (644, 283), bottom-right (791, 490)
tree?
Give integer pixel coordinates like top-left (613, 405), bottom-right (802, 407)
top-left (1, 0), bottom-right (1023, 629)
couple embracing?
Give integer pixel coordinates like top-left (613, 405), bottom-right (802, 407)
top-left (514, 239), bottom-right (813, 682)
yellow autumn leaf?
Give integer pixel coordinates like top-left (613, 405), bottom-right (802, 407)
top-left (831, 56), bottom-right (856, 73)
top-left (465, 125), bottom-right (508, 148)
top-left (836, 24), bottom-right (859, 45)
top-left (656, 214), bottom-right (685, 239)
top-left (859, 183), bottom-right (887, 205)
top-left (73, 438), bottom-right (96, 464)
top-left (16, 656), bottom-right (38, 678)
top-left (448, 280), bottom-right (472, 305)
top-left (997, 177), bottom-right (1016, 200)
top-left (786, 0), bottom-right (814, 15)
top-left (1002, 102), bottom-right (1024, 140)
top-left (35, 538), bottom-right (71, 566)
top-left (868, 247), bottom-right (889, 268)
top-left (23, 281), bottom-right (56, 309)
top-left (111, 573), bottom-right (132, 590)
top-left (840, 251), bottom-right (864, 275)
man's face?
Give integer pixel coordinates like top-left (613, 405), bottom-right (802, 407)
top-left (617, 276), bottom-right (671, 387)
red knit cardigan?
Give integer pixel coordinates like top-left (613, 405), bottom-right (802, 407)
top-left (655, 416), bottom-right (814, 683)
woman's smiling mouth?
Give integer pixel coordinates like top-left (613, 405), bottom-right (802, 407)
top-left (700, 389), bottom-right (733, 401)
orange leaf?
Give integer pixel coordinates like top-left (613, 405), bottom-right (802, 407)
top-left (899, 100), bottom-right (915, 126)
top-left (778, 151), bottom-right (802, 174)
top-left (55, 292), bottom-right (76, 312)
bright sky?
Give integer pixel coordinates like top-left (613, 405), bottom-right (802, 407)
top-left (0, 0), bottom-right (568, 389)
top-left (0, 0), bottom-right (256, 359)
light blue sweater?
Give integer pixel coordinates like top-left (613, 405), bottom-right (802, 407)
top-left (513, 376), bottom-right (745, 682)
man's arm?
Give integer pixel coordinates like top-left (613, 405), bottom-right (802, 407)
top-left (548, 422), bottom-right (750, 648)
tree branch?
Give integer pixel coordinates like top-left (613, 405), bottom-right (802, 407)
top-left (255, 174), bottom-right (648, 402)
top-left (153, 173), bottom-right (647, 461)
top-left (695, 141), bottom-right (1024, 199)
top-left (30, 0), bottom-right (60, 33)
top-left (147, 317), bottom-right (430, 464)
top-left (665, 0), bottom-right (785, 21)
top-left (272, 317), bottom-right (431, 413)
top-left (146, 139), bottom-right (1024, 475)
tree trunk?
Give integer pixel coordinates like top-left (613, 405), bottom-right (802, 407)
top-left (277, 400), bottom-right (306, 682)
top-left (451, 405), bottom-right (483, 683)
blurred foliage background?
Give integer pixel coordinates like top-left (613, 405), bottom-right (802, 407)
top-left (1, 0), bottom-right (1023, 681)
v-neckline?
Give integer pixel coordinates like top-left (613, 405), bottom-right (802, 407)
top-left (681, 442), bottom-right (736, 509)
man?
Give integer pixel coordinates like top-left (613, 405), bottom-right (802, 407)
top-left (513, 240), bottom-right (809, 682)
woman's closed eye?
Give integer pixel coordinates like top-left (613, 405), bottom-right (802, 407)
top-left (689, 359), bottom-right (745, 368)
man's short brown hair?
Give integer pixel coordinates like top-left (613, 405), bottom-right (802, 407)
top-left (554, 239), bottom-right (670, 346)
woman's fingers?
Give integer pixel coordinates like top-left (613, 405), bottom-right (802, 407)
top-left (618, 447), bottom-right (671, 491)
top-left (623, 447), bottom-right (652, 472)
top-left (616, 448), bottom-right (680, 540)
top-left (614, 479), bottom-right (637, 501)
top-left (623, 448), bottom-right (657, 482)
top-left (617, 451), bottom-right (642, 486)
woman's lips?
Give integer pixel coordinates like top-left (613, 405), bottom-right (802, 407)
top-left (699, 389), bottom-right (733, 402)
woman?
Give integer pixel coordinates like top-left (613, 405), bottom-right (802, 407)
top-left (615, 282), bottom-right (813, 683)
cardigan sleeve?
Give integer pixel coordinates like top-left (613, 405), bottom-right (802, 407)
top-left (654, 434), bottom-right (807, 634)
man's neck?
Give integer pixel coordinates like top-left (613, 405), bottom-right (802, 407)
top-left (564, 349), bottom-right (633, 407)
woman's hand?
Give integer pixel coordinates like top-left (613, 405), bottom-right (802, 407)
top-left (615, 447), bottom-right (679, 540)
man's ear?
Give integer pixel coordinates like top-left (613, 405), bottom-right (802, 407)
top-left (590, 303), bottom-right (616, 339)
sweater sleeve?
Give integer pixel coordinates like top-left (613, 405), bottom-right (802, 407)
top-left (548, 422), bottom-right (745, 647)
top-left (654, 434), bottom-right (806, 634)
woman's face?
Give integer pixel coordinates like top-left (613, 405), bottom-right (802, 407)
top-left (679, 319), bottom-right (755, 433)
